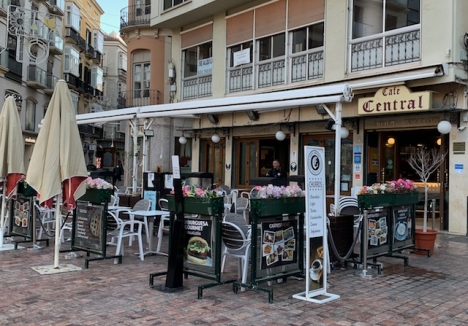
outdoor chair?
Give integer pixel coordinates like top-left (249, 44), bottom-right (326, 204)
top-left (220, 221), bottom-right (251, 289)
top-left (106, 210), bottom-right (145, 261)
top-left (111, 199), bottom-right (151, 244)
top-left (158, 198), bottom-right (170, 234)
top-left (236, 192), bottom-right (250, 221)
top-left (34, 202), bottom-right (55, 241)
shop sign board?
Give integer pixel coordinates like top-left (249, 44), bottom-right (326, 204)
top-left (358, 85), bottom-right (432, 116)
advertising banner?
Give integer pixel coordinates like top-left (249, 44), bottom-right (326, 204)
top-left (184, 218), bottom-right (213, 267)
top-left (260, 219), bottom-right (298, 270)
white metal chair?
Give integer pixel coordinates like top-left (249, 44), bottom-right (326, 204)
top-left (107, 210), bottom-right (145, 261)
top-left (158, 198), bottom-right (170, 233)
top-left (34, 202), bottom-right (55, 240)
top-left (112, 199), bottom-right (151, 244)
top-left (220, 221), bottom-right (251, 289)
top-left (235, 192), bottom-right (250, 221)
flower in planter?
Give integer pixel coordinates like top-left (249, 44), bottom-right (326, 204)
top-left (358, 179), bottom-right (418, 195)
top-left (251, 184), bottom-right (305, 199)
top-left (85, 177), bottom-right (114, 190)
top-left (171, 185), bottom-right (223, 198)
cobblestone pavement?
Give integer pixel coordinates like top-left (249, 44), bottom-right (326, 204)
top-left (1, 230), bottom-right (468, 326)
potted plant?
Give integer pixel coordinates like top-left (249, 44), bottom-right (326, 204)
top-left (250, 185), bottom-right (306, 217)
top-left (168, 185), bottom-right (224, 216)
top-left (357, 179), bottom-right (419, 208)
top-left (407, 147), bottom-right (446, 254)
top-left (79, 177), bottom-right (114, 203)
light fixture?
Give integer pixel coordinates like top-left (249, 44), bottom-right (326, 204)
top-left (340, 127), bottom-right (349, 139)
top-left (207, 114), bottom-right (219, 124)
top-left (437, 120), bottom-right (451, 134)
top-left (387, 137), bottom-right (395, 145)
top-left (246, 110), bottom-right (259, 121)
top-left (437, 138), bottom-right (442, 146)
top-left (179, 136), bottom-right (187, 144)
top-left (275, 130), bottom-right (286, 141)
top-left (315, 104), bottom-right (328, 115)
top-left (325, 118), bottom-right (335, 131)
top-left (211, 133), bottom-right (220, 143)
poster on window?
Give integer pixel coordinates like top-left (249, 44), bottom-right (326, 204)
top-left (233, 48), bottom-right (250, 67)
top-left (198, 57), bottom-right (212, 75)
top-left (260, 220), bottom-right (297, 270)
top-left (184, 218), bottom-right (213, 266)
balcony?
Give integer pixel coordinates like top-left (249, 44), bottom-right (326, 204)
top-left (26, 66), bottom-right (47, 89)
top-left (47, 0), bottom-right (65, 16)
top-left (92, 51), bottom-right (101, 64)
top-left (120, 5), bottom-right (151, 32)
top-left (118, 68), bottom-right (126, 80)
top-left (64, 73), bottom-right (87, 93)
top-left (118, 89), bottom-right (160, 108)
top-left (78, 124), bottom-right (103, 138)
top-left (349, 26), bottom-right (420, 72)
top-left (65, 27), bottom-right (79, 45)
top-left (49, 34), bottom-right (64, 55)
top-left (44, 74), bottom-right (58, 95)
top-left (152, 0), bottom-right (271, 29)
top-left (77, 35), bottom-right (87, 52)
top-left (0, 0), bottom-right (20, 17)
top-left (93, 88), bottom-right (103, 98)
top-left (84, 83), bottom-right (94, 97)
top-left (5, 55), bottom-right (22, 83)
top-left (85, 43), bottom-right (95, 59)
top-left (182, 75), bottom-right (212, 100)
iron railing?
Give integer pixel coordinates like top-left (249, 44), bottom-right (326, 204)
top-left (27, 66), bottom-right (47, 86)
top-left (120, 4), bottom-right (151, 30)
top-left (117, 89), bottom-right (160, 108)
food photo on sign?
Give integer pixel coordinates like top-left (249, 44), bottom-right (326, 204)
top-left (184, 218), bottom-right (213, 266)
top-left (309, 237), bottom-right (324, 290)
top-left (261, 220), bottom-right (297, 269)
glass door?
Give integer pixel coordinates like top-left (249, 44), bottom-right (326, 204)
top-left (201, 139), bottom-right (225, 186)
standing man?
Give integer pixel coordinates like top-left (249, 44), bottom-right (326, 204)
top-left (113, 160), bottom-right (124, 186)
top-left (266, 159), bottom-right (287, 179)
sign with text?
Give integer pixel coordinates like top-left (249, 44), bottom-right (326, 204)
top-left (260, 219), bottom-right (297, 270)
top-left (72, 201), bottom-right (105, 255)
top-left (392, 205), bottom-right (413, 250)
top-left (9, 195), bottom-right (34, 239)
top-left (184, 217), bottom-right (213, 267)
top-left (358, 85), bottom-right (431, 116)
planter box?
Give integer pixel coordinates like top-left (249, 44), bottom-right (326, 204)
top-left (79, 189), bottom-right (112, 204)
top-left (17, 182), bottom-right (37, 197)
top-left (358, 192), bottom-right (419, 209)
top-left (250, 197), bottom-right (305, 217)
top-left (168, 196), bottom-right (224, 216)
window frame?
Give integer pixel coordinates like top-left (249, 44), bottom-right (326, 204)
top-left (24, 99), bottom-right (36, 132)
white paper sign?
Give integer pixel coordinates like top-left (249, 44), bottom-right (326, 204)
top-left (233, 48), bottom-right (250, 67)
top-left (198, 57), bottom-right (213, 75)
top-left (147, 172), bottom-right (154, 188)
top-left (172, 155), bottom-right (181, 179)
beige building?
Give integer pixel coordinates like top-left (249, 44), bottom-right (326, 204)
top-left (130, 0), bottom-right (468, 235)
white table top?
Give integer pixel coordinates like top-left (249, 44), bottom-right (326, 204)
top-left (123, 210), bottom-right (170, 217)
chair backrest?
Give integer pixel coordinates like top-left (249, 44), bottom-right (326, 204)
top-left (219, 184), bottom-right (231, 195)
top-left (110, 195), bottom-right (119, 206)
top-left (221, 221), bottom-right (250, 252)
top-left (133, 199), bottom-right (151, 211)
top-left (159, 198), bottom-right (169, 211)
top-left (236, 196), bottom-right (249, 211)
top-left (340, 205), bottom-right (360, 216)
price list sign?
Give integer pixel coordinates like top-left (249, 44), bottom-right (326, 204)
top-left (305, 147), bottom-right (325, 238)
top-left (72, 201), bottom-right (105, 254)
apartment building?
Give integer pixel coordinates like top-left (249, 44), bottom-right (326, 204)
top-left (140, 0), bottom-right (468, 234)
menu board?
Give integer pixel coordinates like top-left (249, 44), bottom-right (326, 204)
top-left (392, 205), bottom-right (413, 250)
top-left (9, 195), bottom-right (34, 239)
top-left (72, 201), bottom-right (105, 255)
top-left (366, 208), bottom-right (391, 257)
top-left (260, 219), bottom-right (298, 270)
top-left (184, 217), bottom-right (213, 267)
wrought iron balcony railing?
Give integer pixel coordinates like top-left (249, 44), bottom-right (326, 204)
top-left (120, 4), bottom-right (151, 30)
top-left (117, 89), bottom-right (160, 108)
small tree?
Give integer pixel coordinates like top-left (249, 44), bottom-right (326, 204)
top-left (407, 147), bottom-right (446, 232)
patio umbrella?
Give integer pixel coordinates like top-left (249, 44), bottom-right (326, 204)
top-left (0, 96), bottom-right (26, 248)
top-left (26, 80), bottom-right (88, 268)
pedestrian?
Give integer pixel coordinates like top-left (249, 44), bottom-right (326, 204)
top-left (266, 159), bottom-right (287, 179)
top-left (113, 160), bottom-right (124, 186)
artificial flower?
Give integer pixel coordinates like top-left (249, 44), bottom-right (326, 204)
top-left (85, 177), bottom-right (114, 190)
top-left (358, 179), bottom-right (417, 195)
top-left (171, 184), bottom-right (223, 198)
top-left (251, 184), bottom-right (305, 199)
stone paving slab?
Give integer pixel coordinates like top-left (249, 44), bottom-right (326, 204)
top-left (0, 232), bottom-right (467, 325)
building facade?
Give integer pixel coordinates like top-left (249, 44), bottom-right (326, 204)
top-left (143, 0), bottom-right (468, 234)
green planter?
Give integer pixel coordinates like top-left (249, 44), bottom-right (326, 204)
top-left (17, 182), bottom-right (37, 197)
top-left (168, 196), bottom-right (224, 216)
top-left (358, 192), bottom-right (419, 209)
top-left (79, 189), bottom-right (113, 204)
top-left (250, 197), bottom-right (305, 217)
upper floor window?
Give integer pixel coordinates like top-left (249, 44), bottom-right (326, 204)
top-left (65, 1), bottom-right (80, 31)
top-left (291, 23), bottom-right (324, 53)
top-left (183, 41), bottom-right (212, 78)
top-left (163, 0), bottom-right (188, 11)
top-left (229, 41), bottom-right (253, 68)
top-left (258, 33), bottom-right (285, 61)
top-left (352, 0), bottom-right (420, 39)
top-left (70, 91), bottom-right (78, 114)
top-left (25, 99), bottom-right (36, 132)
top-left (64, 45), bottom-right (80, 76)
top-left (91, 66), bottom-right (103, 91)
top-left (5, 90), bottom-right (21, 110)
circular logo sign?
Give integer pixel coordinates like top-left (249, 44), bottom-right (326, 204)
top-left (307, 150), bottom-right (322, 176)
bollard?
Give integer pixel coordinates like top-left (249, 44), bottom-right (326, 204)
top-left (431, 199), bottom-right (436, 231)
top-left (356, 209), bottom-right (373, 279)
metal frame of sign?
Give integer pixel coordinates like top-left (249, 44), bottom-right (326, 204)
top-left (293, 146), bottom-right (340, 304)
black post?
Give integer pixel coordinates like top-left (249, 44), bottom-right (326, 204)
top-left (164, 178), bottom-right (185, 288)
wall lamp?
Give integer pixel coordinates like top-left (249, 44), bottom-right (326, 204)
top-left (315, 104), bottom-right (328, 115)
top-left (211, 128), bottom-right (229, 143)
top-left (275, 124), bottom-right (295, 141)
top-left (437, 112), bottom-right (459, 134)
top-left (143, 129), bottom-right (154, 137)
top-left (246, 110), bottom-right (259, 121)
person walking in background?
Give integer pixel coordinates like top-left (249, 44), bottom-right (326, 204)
top-left (266, 159), bottom-right (287, 179)
top-left (113, 160), bottom-right (124, 186)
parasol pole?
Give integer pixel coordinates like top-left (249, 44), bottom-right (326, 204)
top-left (53, 193), bottom-right (62, 268)
top-left (0, 181), bottom-right (6, 248)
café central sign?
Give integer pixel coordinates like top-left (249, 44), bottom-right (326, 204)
top-left (358, 85), bottom-right (432, 116)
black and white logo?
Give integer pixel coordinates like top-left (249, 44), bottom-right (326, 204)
top-left (307, 150), bottom-right (322, 176)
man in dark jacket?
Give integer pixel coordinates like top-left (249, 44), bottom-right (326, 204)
top-left (266, 159), bottom-right (287, 179)
top-left (113, 160), bottom-right (124, 186)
